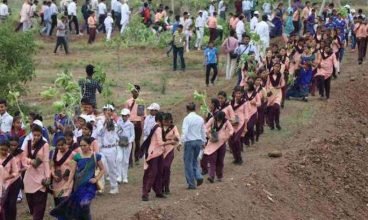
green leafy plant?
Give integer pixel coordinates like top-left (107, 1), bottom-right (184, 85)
top-left (193, 90), bottom-right (210, 116)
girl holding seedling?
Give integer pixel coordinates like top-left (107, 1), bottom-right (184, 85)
top-left (243, 80), bottom-right (261, 147)
top-left (229, 86), bottom-right (249, 165)
top-left (203, 111), bottom-right (233, 183)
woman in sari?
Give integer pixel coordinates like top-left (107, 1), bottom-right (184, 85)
top-left (50, 136), bottom-right (105, 220)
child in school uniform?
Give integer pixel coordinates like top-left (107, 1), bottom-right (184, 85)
top-left (243, 80), bottom-right (261, 146)
top-left (116, 109), bottom-right (135, 184)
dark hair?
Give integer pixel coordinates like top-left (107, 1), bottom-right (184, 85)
top-left (242, 34), bottom-right (250, 39)
top-left (210, 98), bottom-right (220, 110)
top-left (8, 135), bottom-right (19, 143)
top-left (238, 15), bottom-right (244, 20)
top-left (0, 99), bottom-right (7, 106)
top-left (262, 14), bottom-right (268, 21)
top-left (32, 125), bottom-right (43, 133)
top-left (80, 97), bottom-right (93, 106)
top-left (178, 24), bottom-right (183, 29)
top-left (247, 80), bottom-right (255, 91)
top-left (86, 64), bottom-right (95, 76)
top-left (233, 86), bottom-right (244, 93)
top-left (214, 111), bottom-right (225, 122)
top-left (183, 12), bottom-right (188, 16)
top-left (217, 91), bottom-right (227, 99)
top-left (358, 9), bottom-right (363, 14)
top-left (175, 15), bottom-right (180, 21)
top-left (144, 2), bottom-right (148, 7)
top-left (84, 122), bottom-right (93, 133)
top-left (213, 12), bottom-right (217, 16)
top-left (63, 130), bottom-right (74, 138)
top-left (164, 112), bottom-right (173, 122)
top-left (155, 112), bottom-right (164, 123)
top-left (56, 136), bottom-right (66, 145)
top-left (186, 102), bottom-right (196, 111)
top-left (80, 136), bottom-right (93, 145)
top-left (229, 29), bottom-right (236, 37)
top-left (0, 134), bottom-right (9, 147)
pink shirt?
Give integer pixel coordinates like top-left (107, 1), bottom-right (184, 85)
top-left (124, 98), bottom-right (145, 122)
top-left (220, 104), bottom-right (236, 122)
top-left (266, 73), bottom-right (286, 106)
top-left (0, 154), bottom-right (19, 187)
top-left (230, 18), bottom-right (239, 30)
top-left (231, 100), bottom-right (249, 133)
top-left (51, 150), bottom-right (75, 197)
top-left (163, 126), bottom-right (180, 158)
top-left (207, 16), bottom-right (217, 29)
top-left (146, 125), bottom-right (164, 162)
top-left (221, 36), bottom-right (238, 53)
top-left (315, 53), bottom-right (338, 79)
top-left (204, 118), bottom-right (234, 155)
top-left (23, 142), bottom-right (51, 193)
top-left (244, 91), bottom-right (261, 117)
top-left (354, 24), bottom-right (366, 38)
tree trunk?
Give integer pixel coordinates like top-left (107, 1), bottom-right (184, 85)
top-left (319, 0), bottom-right (327, 16)
top-left (171, 0), bottom-right (174, 14)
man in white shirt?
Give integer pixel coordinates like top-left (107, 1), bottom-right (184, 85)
top-left (143, 103), bottom-right (160, 141)
top-left (235, 15), bottom-right (245, 42)
top-left (195, 11), bottom-right (205, 50)
top-left (181, 102), bottom-right (206, 190)
top-left (0, 100), bottom-right (13, 134)
top-left (98, 0), bottom-right (107, 33)
top-left (182, 12), bottom-right (193, 52)
top-left (250, 10), bottom-right (259, 32)
top-left (67, 0), bottom-right (80, 35)
top-left (242, 0), bottom-right (253, 21)
top-left (18, 0), bottom-right (32, 32)
top-left (0, 0), bottom-right (9, 22)
top-left (112, 0), bottom-right (121, 29)
top-left (120, 0), bottom-right (130, 34)
top-left (104, 12), bottom-right (114, 41)
top-left (202, 7), bottom-right (209, 22)
top-left (218, 0), bottom-right (226, 19)
top-left (262, 2), bottom-right (272, 16)
top-left (49, 0), bottom-right (59, 36)
top-left (209, 1), bottom-right (215, 16)
top-left (255, 15), bottom-right (270, 56)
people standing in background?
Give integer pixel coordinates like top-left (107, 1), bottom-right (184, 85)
top-left (0, 99), bottom-right (13, 134)
top-left (81, 0), bottom-right (91, 34)
top-left (302, 1), bottom-right (311, 35)
top-left (112, 0), bottom-right (122, 30)
top-left (172, 24), bottom-right (186, 71)
top-left (209, 1), bottom-right (215, 17)
top-left (204, 41), bottom-right (219, 87)
top-left (78, 64), bottom-right (102, 106)
top-left (195, 11), bottom-right (205, 51)
top-left (218, 0), bottom-right (226, 20)
top-left (17, 0), bottom-right (32, 32)
top-left (242, 0), bottom-right (253, 22)
top-left (143, 103), bottom-right (160, 141)
top-left (221, 30), bottom-right (238, 80)
top-left (255, 15), bottom-right (270, 54)
top-left (54, 15), bottom-right (69, 55)
top-left (104, 12), bottom-right (114, 41)
top-left (0, 0), bottom-right (9, 22)
top-left (181, 102), bottom-right (205, 190)
top-left (250, 11), bottom-right (259, 32)
top-left (97, 0), bottom-right (107, 33)
top-left (182, 12), bottom-right (193, 52)
top-left (262, 1), bottom-right (272, 16)
top-left (207, 11), bottom-right (218, 43)
top-left (236, 15), bottom-right (245, 41)
top-left (49, 0), bottom-right (58, 36)
top-left (68, 0), bottom-right (81, 35)
top-left (120, 0), bottom-right (131, 34)
top-left (354, 16), bottom-right (367, 65)
top-left (40, 1), bottom-right (51, 36)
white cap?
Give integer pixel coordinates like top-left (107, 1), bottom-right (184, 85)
top-left (351, 9), bottom-right (356, 13)
top-left (107, 12), bottom-right (112, 16)
top-left (344, 5), bottom-right (350, 9)
top-left (103, 104), bottom-right (115, 111)
top-left (33, 120), bottom-right (43, 128)
top-left (254, 11), bottom-right (259, 15)
top-left (87, 115), bottom-right (96, 123)
top-left (198, 10), bottom-right (202, 14)
top-left (121, 108), bottom-right (131, 116)
top-left (78, 114), bottom-right (89, 122)
top-left (147, 103), bottom-right (160, 111)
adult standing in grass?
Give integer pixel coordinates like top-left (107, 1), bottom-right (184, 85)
top-left (195, 11), bottom-right (206, 51)
top-left (49, 0), bottom-right (58, 36)
top-left (97, 0), bottom-right (107, 33)
top-left (0, 0), bottom-right (9, 22)
top-left (88, 10), bottom-right (97, 44)
top-left (79, 64), bottom-right (102, 108)
top-left (67, 0), bottom-right (80, 35)
top-left (120, 0), bottom-right (131, 34)
top-left (172, 24), bottom-right (186, 72)
top-left (207, 11), bottom-right (218, 43)
top-left (54, 15), bottom-right (69, 55)
top-left (181, 102), bottom-right (205, 190)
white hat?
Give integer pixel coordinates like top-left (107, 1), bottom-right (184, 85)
top-left (344, 5), bottom-right (350, 9)
top-left (33, 120), bottom-right (43, 128)
top-left (147, 103), bottom-right (160, 111)
top-left (121, 108), bottom-right (131, 116)
top-left (254, 11), bottom-right (259, 15)
top-left (351, 9), bottom-right (356, 13)
top-left (78, 114), bottom-right (89, 122)
top-left (198, 10), bottom-right (203, 14)
top-left (103, 104), bottom-right (115, 111)
top-left (87, 115), bottom-right (96, 123)
top-left (107, 12), bottom-right (112, 16)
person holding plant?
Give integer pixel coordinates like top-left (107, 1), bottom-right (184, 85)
top-left (217, 91), bottom-right (236, 122)
top-left (204, 41), bottom-right (219, 87)
top-left (0, 135), bottom-right (21, 220)
top-left (22, 124), bottom-right (51, 220)
top-left (50, 136), bottom-right (105, 220)
top-left (203, 111), bottom-right (233, 183)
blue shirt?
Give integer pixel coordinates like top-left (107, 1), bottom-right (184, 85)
top-left (204, 47), bottom-right (218, 64)
top-left (172, 21), bottom-right (180, 34)
top-left (297, 67), bottom-right (313, 86)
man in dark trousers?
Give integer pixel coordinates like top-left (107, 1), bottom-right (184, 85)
top-left (78, 64), bottom-right (102, 107)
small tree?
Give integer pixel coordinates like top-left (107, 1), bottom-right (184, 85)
top-left (0, 22), bottom-right (36, 98)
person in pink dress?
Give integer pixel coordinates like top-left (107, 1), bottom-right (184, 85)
top-left (217, 91), bottom-right (236, 123)
top-left (266, 62), bottom-right (285, 130)
top-left (50, 136), bottom-right (75, 209)
top-left (203, 111), bottom-right (233, 183)
top-left (0, 135), bottom-right (21, 220)
top-left (9, 116), bottom-right (26, 138)
top-left (162, 113), bottom-right (180, 195)
top-left (22, 125), bottom-right (51, 220)
top-left (77, 123), bottom-right (100, 153)
top-left (0, 164), bottom-right (7, 219)
top-left (64, 130), bottom-right (81, 153)
top-left (243, 80), bottom-right (261, 146)
top-left (228, 86), bottom-right (249, 165)
top-left (255, 76), bottom-right (268, 142)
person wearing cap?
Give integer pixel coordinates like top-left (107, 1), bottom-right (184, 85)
top-left (143, 103), bottom-right (160, 142)
top-left (22, 124), bottom-right (51, 220)
top-left (104, 12), bottom-right (114, 41)
top-left (116, 108), bottom-right (135, 183)
top-left (74, 114), bottom-right (89, 138)
top-left (123, 85), bottom-right (144, 165)
top-left (195, 10), bottom-right (206, 50)
top-left (250, 11), bottom-right (259, 32)
top-left (207, 11), bottom-right (218, 43)
top-left (79, 64), bottom-right (102, 107)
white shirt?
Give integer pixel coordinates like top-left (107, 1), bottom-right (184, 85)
top-left (104, 15), bottom-right (114, 29)
top-left (181, 112), bottom-right (206, 144)
top-left (67, 1), bottom-right (77, 16)
top-left (242, 0), bottom-right (253, 11)
top-left (116, 119), bottom-right (135, 144)
top-left (235, 43), bottom-right (256, 56)
top-left (183, 18), bottom-right (192, 31)
top-left (218, 1), bottom-right (226, 13)
top-left (120, 3), bottom-right (130, 24)
top-left (0, 3), bottom-right (9, 16)
top-left (112, 0), bottom-right (121, 13)
top-left (98, 2), bottom-right (107, 16)
top-left (209, 5), bottom-right (215, 16)
top-left (143, 115), bottom-right (156, 140)
top-left (0, 112), bottom-right (13, 133)
top-left (202, 10), bottom-right (209, 22)
top-left (250, 16), bottom-right (258, 32)
top-left (110, 0), bottom-right (116, 11)
top-left (195, 16), bottom-right (205, 28)
top-left (91, 0), bottom-right (98, 11)
top-left (99, 128), bottom-right (119, 147)
top-left (236, 20), bottom-right (245, 35)
top-left (255, 21), bottom-right (270, 46)
top-left (50, 3), bottom-right (58, 15)
top-left (262, 3), bottom-right (272, 14)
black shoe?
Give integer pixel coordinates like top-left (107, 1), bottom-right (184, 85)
top-left (197, 178), bottom-right (203, 186)
top-left (156, 194), bottom-right (167, 199)
top-left (207, 177), bottom-right (214, 183)
top-left (164, 190), bottom-right (170, 195)
top-left (270, 126), bottom-right (275, 130)
top-left (187, 186), bottom-right (196, 190)
top-left (276, 125), bottom-right (282, 130)
top-left (142, 196), bottom-right (149, 201)
top-left (201, 170), bottom-right (208, 176)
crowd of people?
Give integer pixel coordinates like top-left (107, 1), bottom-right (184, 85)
top-left (0, 0), bottom-right (367, 219)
